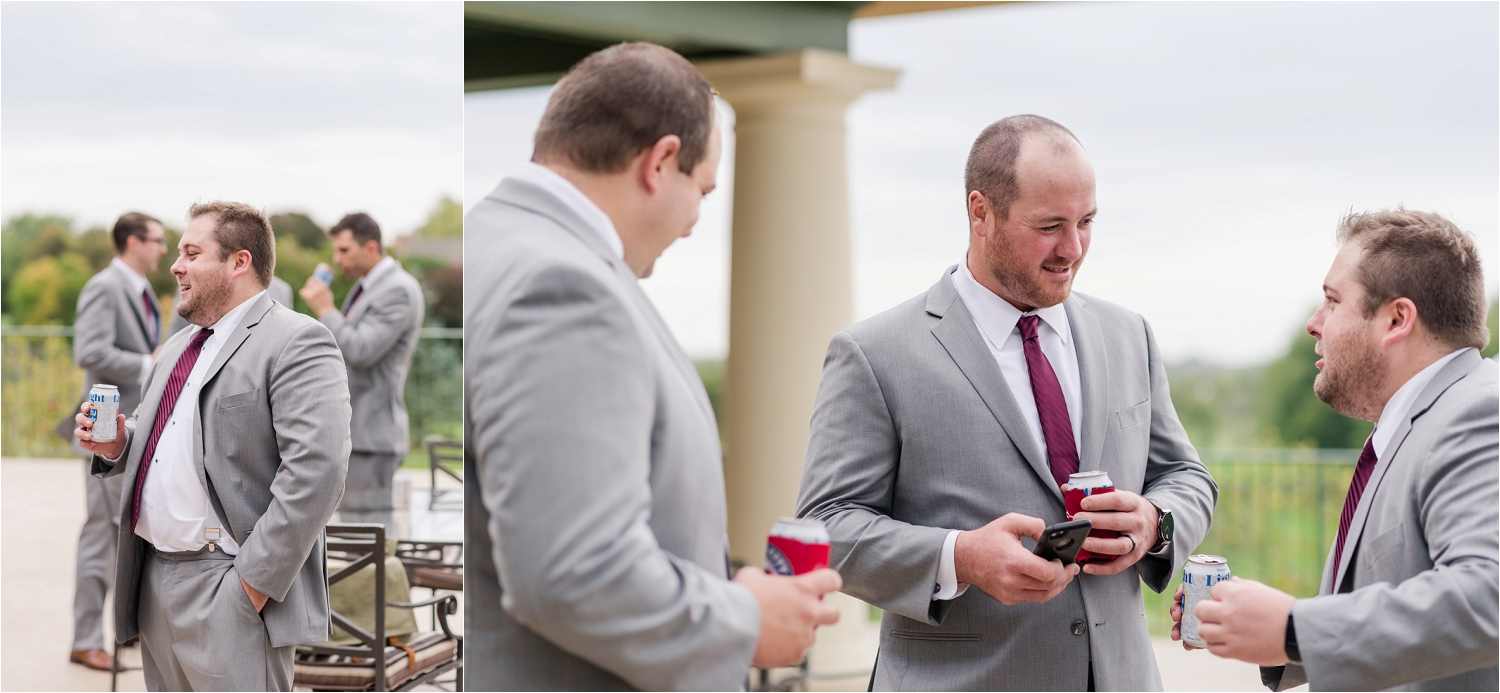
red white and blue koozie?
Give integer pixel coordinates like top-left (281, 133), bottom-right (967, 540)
top-left (766, 517), bottom-right (830, 575)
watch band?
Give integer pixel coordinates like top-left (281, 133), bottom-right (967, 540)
top-left (1284, 612), bottom-right (1302, 664)
top-left (1146, 498), bottom-right (1172, 555)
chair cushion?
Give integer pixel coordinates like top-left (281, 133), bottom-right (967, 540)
top-left (410, 566), bottom-right (462, 591)
top-left (294, 632), bottom-right (457, 690)
top-left (323, 555), bottom-right (420, 645)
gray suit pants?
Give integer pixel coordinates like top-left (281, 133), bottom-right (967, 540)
top-left (338, 451), bottom-right (402, 532)
top-left (74, 457), bottom-right (125, 650)
top-left (138, 546), bottom-right (293, 692)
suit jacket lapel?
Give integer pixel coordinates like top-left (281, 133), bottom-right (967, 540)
top-left (344, 266), bottom-right (391, 324)
top-left (1330, 349), bottom-right (1481, 590)
top-left (124, 329), bottom-right (193, 479)
top-left (926, 269), bottom-right (1060, 503)
top-left (1065, 296), bottom-right (1109, 474)
top-left (116, 264), bottom-right (158, 349)
top-left (197, 294), bottom-right (273, 393)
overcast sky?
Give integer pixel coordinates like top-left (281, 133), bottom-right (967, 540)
top-left (2, 1), bottom-right (462, 238)
top-left (478, 2), bottom-right (1498, 366)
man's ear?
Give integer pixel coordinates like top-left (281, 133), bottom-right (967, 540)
top-left (640, 135), bottom-right (683, 196)
top-left (1380, 297), bottom-right (1419, 348)
top-left (968, 191), bottom-right (993, 238)
top-left (231, 250), bottom-right (255, 280)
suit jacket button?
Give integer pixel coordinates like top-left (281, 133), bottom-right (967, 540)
top-left (1071, 619), bottom-right (1086, 636)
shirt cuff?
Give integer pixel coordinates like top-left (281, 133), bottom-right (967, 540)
top-left (934, 529), bottom-right (970, 601)
top-left (138, 354), bottom-right (152, 385)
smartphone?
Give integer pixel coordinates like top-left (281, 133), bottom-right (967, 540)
top-left (1033, 519), bottom-right (1092, 565)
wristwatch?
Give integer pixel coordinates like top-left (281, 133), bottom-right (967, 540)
top-left (1284, 612), bottom-right (1302, 664)
top-left (1146, 498), bottom-right (1173, 556)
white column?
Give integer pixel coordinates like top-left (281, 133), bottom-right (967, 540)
top-left (697, 50), bottom-right (898, 566)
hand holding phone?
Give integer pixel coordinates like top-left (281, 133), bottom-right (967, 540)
top-left (1033, 519), bottom-right (1092, 565)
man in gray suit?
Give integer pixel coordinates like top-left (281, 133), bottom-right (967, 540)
top-left (76, 200), bottom-right (351, 691)
top-left (1174, 209), bottom-right (1498, 691)
top-left (300, 212), bottom-right (424, 531)
top-left (465, 43), bottom-right (842, 690)
top-left (796, 115), bottom-right (1219, 690)
top-left (68, 212), bottom-right (168, 671)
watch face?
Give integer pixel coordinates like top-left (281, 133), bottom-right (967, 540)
top-left (1160, 510), bottom-right (1174, 542)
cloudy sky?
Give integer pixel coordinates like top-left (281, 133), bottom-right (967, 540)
top-left (466, 1), bottom-right (1498, 366)
top-left (2, 1), bottom-right (462, 238)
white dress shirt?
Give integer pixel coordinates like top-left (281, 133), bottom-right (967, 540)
top-left (111, 257), bottom-right (156, 384)
top-left (1370, 348), bottom-right (1470, 460)
top-left (510, 161), bottom-right (626, 261)
top-left (932, 263), bottom-right (1086, 600)
top-left (133, 290), bottom-right (266, 554)
top-left (357, 255), bottom-right (398, 294)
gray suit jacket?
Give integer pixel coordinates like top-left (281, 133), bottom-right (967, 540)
top-left (319, 263), bottom-right (423, 455)
top-left (167, 276), bottom-right (292, 338)
top-left (93, 293), bottom-right (352, 648)
top-left (463, 178), bottom-right (760, 691)
top-left (1263, 351), bottom-right (1498, 692)
top-left (796, 267), bottom-right (1219, 691)
top-left (73, 263), bottom-right (160, 421)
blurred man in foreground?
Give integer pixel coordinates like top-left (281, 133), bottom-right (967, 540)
top-left (76, 201), bottom-right (350, 691)
top-left (796, 115), bottom-right (1218, 690)
top-left (1171, 209), bottom-right (1498, 691)
top-left (300, 212), bottom-right (424, 532)
top-left (67, 212), bottom-right (168, 671)
top-left (464, 43), bottom-right (841, 690)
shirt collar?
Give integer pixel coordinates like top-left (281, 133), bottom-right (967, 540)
top-left (1371, 347), bottom-right (1472, 458)
top-left (360, 255), bottom-right (398, 289)
top-left (512, 161), bottom-right (625, 261)
top-left (952, 261), bottom-right (1072, 348)
top-left (111, 257), bottom-right (153, 296)
top-left (196, 290), bottom-right (267, 346)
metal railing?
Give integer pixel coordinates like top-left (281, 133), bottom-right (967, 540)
top-left (1, 329), bottom-right (462, 458)
top-left (1141, 450), bottom-right (1357, 636)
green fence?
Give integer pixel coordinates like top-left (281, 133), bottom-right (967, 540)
top-left (1, 327), bottom-right (462, 459)
top-left (1141, 449), bottom-right (1357, 636)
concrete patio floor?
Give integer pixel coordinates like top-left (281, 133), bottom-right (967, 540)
top-left (2, 457), bottom-right (462, 692)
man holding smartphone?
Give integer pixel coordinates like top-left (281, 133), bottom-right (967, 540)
top-left (796, 115), bottom-right (1219, 690)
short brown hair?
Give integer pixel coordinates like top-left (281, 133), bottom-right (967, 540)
top-left (533, 42), bottom-right (715, 174)
top-left (1337, 208), bottom-right (1490, 351)
top-left (112, 212), bottom-right (161, 253)
top-left (330, 212), bottom-right (382, 251)
top-left (187, 201), bottom-right (275, 288)
top-left (965, 114), bottom-right (1082, 218)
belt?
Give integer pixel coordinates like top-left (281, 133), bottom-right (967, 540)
top-left (144, 543), bottom-right (236, 561)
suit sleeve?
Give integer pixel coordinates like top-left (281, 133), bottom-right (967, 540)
top-left (471, 265), bottom-right (759, 692)
top-left (1290, 390), bottom-right (1499, 691)
top-left (319, 281), bottom-right (418, 369)
top-left (74, 278), bottom-right (148, 383)
top-left (796, 331), bottom-right (954, 626)
top-left (1137, 318), bottom-right (1219, 592)
top-left (235, 321), bottom-right (352, 601)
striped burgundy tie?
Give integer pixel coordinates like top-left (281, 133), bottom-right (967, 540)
top-left (1330, 438), bottom-right (1379, 586)
top-left (1018, 315), bottom-right (1079, 487)
top-left (141, 289), bottom-right (159, 344)
top-left (129, 327), bottom-right (213, 533)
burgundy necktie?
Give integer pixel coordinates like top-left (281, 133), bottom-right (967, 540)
top-left (142, 289), bottom-right (159, 344)
top-left (1331, 438), bottom-right (1379, 585)
top-left (1018, 315), bottom-right (1079, 488)
top-left (130, 328), bottom-right (214, 533)
top-left (342, 284), bottom-right (364, 316)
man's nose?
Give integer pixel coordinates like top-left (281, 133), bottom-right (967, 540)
top-left (1056, 226), bottom-right (1084, 261)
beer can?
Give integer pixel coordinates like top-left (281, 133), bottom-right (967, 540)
top-left (1063, 470), bottom-right (1119, 564)
top-left (88, 384), bottom-right (121, 442)
top-left (766, 517), bottom-right (830, 576)
top-left (1179, 554), bottom-right (1231, 648)
top-left (313, 263), bottom-right (334, 285)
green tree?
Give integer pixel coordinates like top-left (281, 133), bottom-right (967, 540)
top-left (413, 197), bottom-right (461, 238)
top-left (271, 212), bottom-right (327, 251)
top-left (1260, 328), bottom-right (1373, 448)
top-left (2, 215), bottom-right (74, 313)
top-left (9, 253), bottom-right (94, 325)
top-left (1483, 299), bottom-right (1498, 360)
